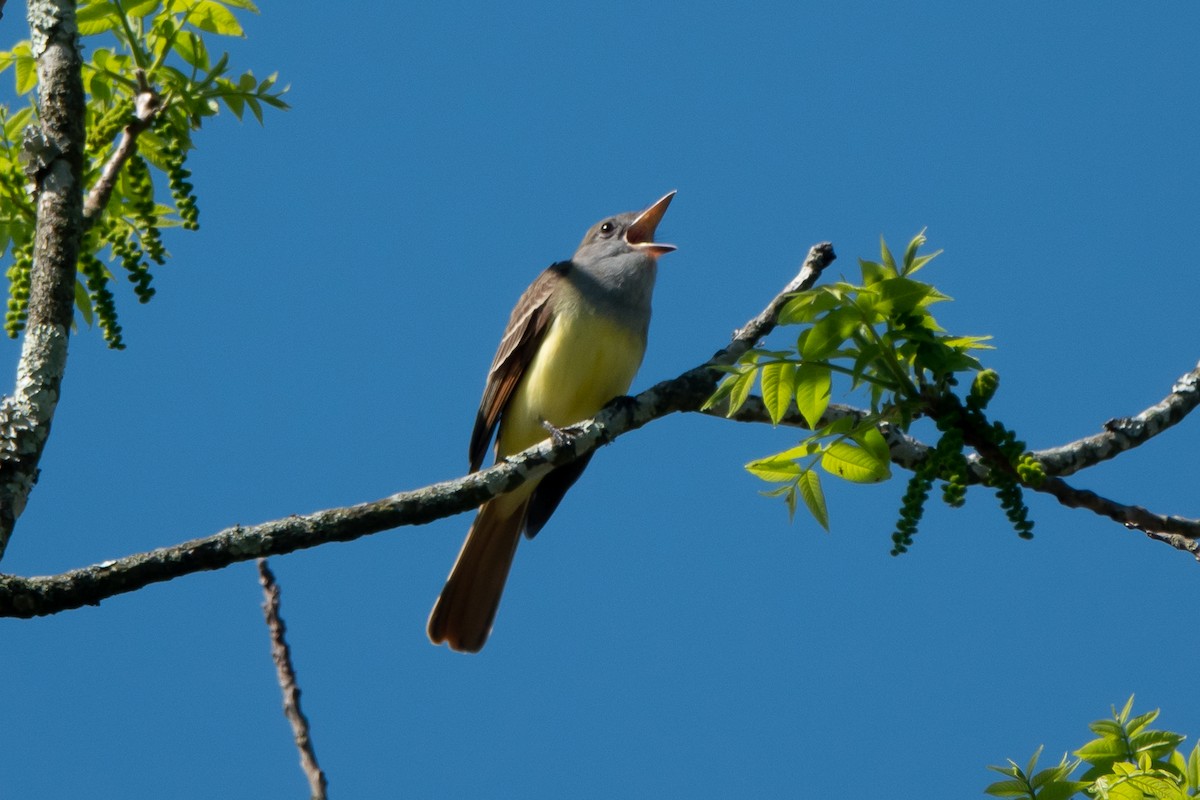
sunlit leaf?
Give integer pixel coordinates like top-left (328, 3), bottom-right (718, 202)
top-left (797, 470), bottom-right (828, 530)
top-left (1131, 729), bottom-right (1185, 759)
top-left (1126, 709), bottom-right (1160, 737)
top-left (820, 440), bottom-right (890, 483)
top-left (801, 307), bottom-right (858, 360)
top-left (726, 366), bottom-right (757, 416)
top-left (760, 361), bottom-right (796, 425)
top-left (859, 258), bottom-right (886, 285)
top-left (900, 228), bottom-right (927, 271)
top-left (76, 2), bottom-right (121, 36)
top-left (74, 278), bottom-right (94, 327)
top-left (879, 234), bottom-right (896, 274)
top-left (778, 288), bottom-right (838, 325)
top-left (983, 778), bottom-right (1030, 798)
top-left (794, 363), bottom-right (830, 429)
top-left (745, 453), bottom-right (803, 483)
top-left (189, 0), bottom-right (245, 36)
top-left (12, 44), bottom-right (37, 95)
top-left (853, 425), bottom-right (890, 465)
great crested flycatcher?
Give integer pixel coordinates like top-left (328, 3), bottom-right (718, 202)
top-left (428, 191), bottom-right (676, 652)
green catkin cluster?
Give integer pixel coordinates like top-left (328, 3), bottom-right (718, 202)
top-left (125, 154), bottom-right (165, 263)
top-left (77, 249), bottom-right (124, 349)
top-left (892, 464), bottom-right (933, 556)
top-left (102, 221), bottom-right (154, 305)
top-left (980, 420), bottom-right (1036, 539)
top-left (86, 100), bottom-right (135, 155)
top-left (158, 133), bottom-right (198, 231)
top-left (4, 240), bottom-right (33, 338)
top-left (893, 367), bottom-right (1042, 552)
top-left (968, 368), bottom-right (999, 410)
top-left (891, 418), bottom-right (970, 555)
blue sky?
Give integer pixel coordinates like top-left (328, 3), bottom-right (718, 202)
top-left (2, 3), bottom-right (1199, 797)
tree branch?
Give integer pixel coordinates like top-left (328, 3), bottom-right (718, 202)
top-left (258, 559), bottom-right (328, 800)
top-left (0, 1), bottom-right (86, 558)
top-left (1031, 361), bottom-right (1200, 478)
top-left (0, 243), bottom-right (837, 617)
top-left (0, 230), bottom-right (1192, 613)
top-left (711, 362), bottom-right (1200, 557)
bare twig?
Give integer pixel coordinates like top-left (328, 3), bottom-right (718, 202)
top-left (1031, 361), bottom-right (1200, 477)
top-left (258, 559), bottom-right (328, 800)
top-left (82, 70), bottom-right (161, 227)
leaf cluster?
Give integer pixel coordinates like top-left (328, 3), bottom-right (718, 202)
top-left (0, 0), bottom-right (289, 347)
top-left (985, 696), bottom-right (1200, 799)
top-left (706, 232), bottom-right (1020, 537)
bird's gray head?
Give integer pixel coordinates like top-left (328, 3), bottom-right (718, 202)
top-left (568, 191), bottom-right (676, 315)
top-left (574, 191), bottom-right (677, 265)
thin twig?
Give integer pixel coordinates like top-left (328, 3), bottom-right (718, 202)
top-left (82, 70), bottom-right (161, 227)
top-left (258, 559), bottom-right (328, 800)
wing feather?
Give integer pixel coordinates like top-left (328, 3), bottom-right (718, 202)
top-left (468, 262), bottom-right (567, 472)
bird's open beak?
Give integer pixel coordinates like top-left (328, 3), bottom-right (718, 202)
top-left (625, 190), bottom-right (677, 256)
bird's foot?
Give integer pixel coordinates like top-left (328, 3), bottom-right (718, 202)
top-left (541, 419), bottom-right (581, 448)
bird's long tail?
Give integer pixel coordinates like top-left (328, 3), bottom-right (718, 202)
top-left (427, 496), bottom-right (527, 653)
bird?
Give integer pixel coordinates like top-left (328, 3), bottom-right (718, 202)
top-left (427, 191), bottom-right (676, 652)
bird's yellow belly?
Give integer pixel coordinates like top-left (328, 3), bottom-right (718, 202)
top-left (497, 310), bottom-right (645, 458)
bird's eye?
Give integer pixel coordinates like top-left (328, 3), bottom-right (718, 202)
top-left (599, 221), bottom-right (615, 236)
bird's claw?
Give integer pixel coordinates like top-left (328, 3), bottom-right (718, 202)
top-left (542, 419), bottom-right (580, 448)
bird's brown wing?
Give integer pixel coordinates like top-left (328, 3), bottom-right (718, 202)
top-left (468, 262), bottom-right (568, 472)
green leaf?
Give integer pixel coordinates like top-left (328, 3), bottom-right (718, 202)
top-left (222, 91), bottom-right (246, 120)
top-left (220, 0), bottom-right (261, 10)
top-left (1118, 695), bottom-right (1136, 723)
top-left (1077, 736), bottom-right (1128, 763)
top-left (701, 372), bottom-right (739, 412)
top-left (1024, 744), bottom-right (1044, 780)
top-left (778, 288), bottom-right (838, 325)
top-left (745, 452), bottom-right (804, 483)
top-left (1088, 720), bottom-right (1125, 738)
top-left (74, 278), bottom-right (95, 327)
top-left (189, 0), bottom-right (246, 36)
top-left (820, 440), bottom-right (891, 483)
top-left (126, 0), bottom-right (161, 17)
top-left (1125, 709), bottom-right (1160, 737)
top-left (879, 234), bottom-right (897, 274)
top-left (797, 469), bottom-right (829, 530)
top-left (175, 31), bottom-right (210, 70)
top-left (982, 779), bottom-right (1032, 798)
top-left (1186, 742), bottom-right (1199, 789)
top-left (12, 43), bottom-right (37, 95)
top-left (760, 361), bottom-right (796, 425)
top-left (905, 252), bottom-right (940, 275)
top-left (876, 276), bottom-right (937, 315)
top-left (793, 363), bottom-right (831, 429)
top-left (901, 229), bottom-right (926, 270)
top-left (1035, 781), bottom-right (1090, 800)
top-left (853, 426), bottom-right (890, 466)
top-left (76, 2), bottom-right (121, 36)
top-left (801, 307), bottom-right (858, 360)
top-left (726, 365), bottom-right (757, 416)
top-left (1131, 729), bottom-right (1185, 758)
top-left (859, 258), bottom-right (886, 285)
